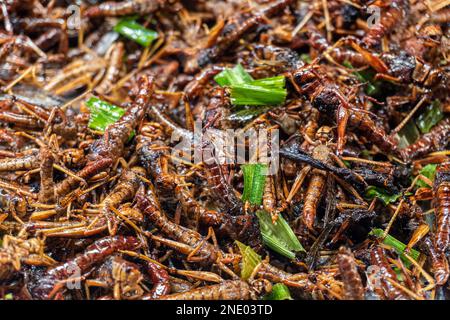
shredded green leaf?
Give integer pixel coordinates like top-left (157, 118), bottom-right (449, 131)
top-left (343, 61), bottom-right (381, 96)
top-left (230, 83), bottom-right (286, 106)
top-left (365, 186), bottom-right (401, 205)
top-left (370, 228), bottom-right (420, 267)
top-left (264, 283), bottom-right (292, 300)
top-left (86, 97), bottom-right (126, 132)
top-left (215, 64), bottom-right (287, 106)
top-left (396, 120), bottom-right (421, 148)
top-left (235, 240), bottom-right (262, 280)
top-left (227, 106), bottom-right (271, 122)
top-left (242, 164), bottom-right (268, 205)
top-left (416, 100), bottom-right (443, 134)
top-left (256, 210), bottom-right (305, 259)
top-left (300, 53), bottom-right (312, 64)
top-left (114, 19), bottom-right (158, 47)
top-left (416, 164), bottom-right (438, 188)
top-left (3, 293), bottom-right (13, 300)
top-left (214, 64), bottom-right (254, 86)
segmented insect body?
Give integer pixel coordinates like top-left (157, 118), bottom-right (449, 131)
top-left (337, 247), bottom-right (364, 300)
top-left (27, 236), bottom-right (140, 299)
top-left (136, 123), bottom-right (177, 191)
top-left (423, 237), bottom-right (449, 285)
top-left (292, 64), bottom-right (397, 154)
top-left (96, 42), bottom-right (124, 95)
top-left (136, 184), bottom-right (218, 264)
top-left (141, 261), bottom-right (170, 300)
top-left (363, 0), bottom-right (410, 48)
top-left (0, 235), bottom-right (53, 281)
top-left (307, 27), bottom-right (366, 67)
top-left (0, 149), bottom-right (39, 172)
top-left (101, 167), bottom-right (146, 235)
top-left (434, 162), bottom-right (450, 256)
top-left (398, 118), bottom-right (450, 161)
top-left (84, 0), bottom-right (165, 17)
top-left (0, 111), bottom-right (43, 128)
top-left (302, 127), bottom-right (333, 230)
top-left (159, 280), bottom-right (265, 300)
top-left (198, 0), bottom-right (293, 67)
top-left (90, 256), bottom-right (145, 300)
top-left (56, 76), bottom-right (154, 198)
top-left (38, 147), bottom-right (55, 204)
top-left (370, 247), bottom-right (409, 300)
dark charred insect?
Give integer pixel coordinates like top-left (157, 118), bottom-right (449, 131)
top-left (291, 63), bottom-right (397, 154)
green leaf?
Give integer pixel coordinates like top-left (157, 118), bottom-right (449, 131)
top-left (370, 228), bottom-right (420, 267)
top-left (215, 64), bottom-right (287, 106)
top-left (365, 186), bottom-right (401, 205)
top-left (264, 283), bottom-right (292, 300)
top-left (256, 210), bottom-right (305, 259)
top-left (242, 164), bottom-right (268, 205)
top-left (4, 293), bottom-right (13, 300)
top-left (227, 106), bottom-right (271, 122)
top-left (235, 241), bottom-right (262, 280)
top-left (416, 100), bottom-right (443, 134)
top-left (397, 120), bottom-right (421, 148)
top-left (114, 19), bottom-right (158, 47)
top-left (300, 53), bottom-right (312, 64)
top-left (214, 64), bottom-right (254, 86)
top-left (230, 83), bottom-right (287, 106)
top-left (86, 97), bottom-right (126, 132)
top-left (416, 164), bottom-right (438, 188)
top-left (343, 61), bottom-right (381, 96)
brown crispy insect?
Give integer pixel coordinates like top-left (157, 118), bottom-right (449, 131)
top-left (370, 247), bottom-right (409, 300)
top-left (102, 166), bottom-right (146, 235)
top-left (87, 256), bottom-right (145, 300)
top-left (423, 237), bottom-right (449, 285)
top-left (337, 247), bottom-right (364, 300)
top-left (0, 235), bottom-right (54, 281)
top-left (434, 162), bottom-right (450, 256)
top-left (198, 0), bottom-right (293, 67)
top-left (95, 42), bottom-right (124, 95)
top-left (26, 236), bottom-right (140, 300)
top-left (38, 146), bottom-right (55, 204)
top-left (398, 118), bottom-right (450, 162)
top-left (362, 0), bottom-right (410, 48)
top-left (291, 63), bottom-right (397, 154)
top-left (0, 149), bottom-right (39, 172)
top-left (136, 183), bottom-right (218, 264)
top-left (303, 127), bottom-right (333, 230)
top-left (159, 279), bottom-right (269, 300)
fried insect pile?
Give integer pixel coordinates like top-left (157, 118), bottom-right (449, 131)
top-left (0, 0), bottom-right (449, 300)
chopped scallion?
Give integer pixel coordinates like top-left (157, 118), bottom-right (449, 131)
top-left (256, 210), bottom-right (305, 259)
top-left (114, 19), bottom-right (158, 47)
